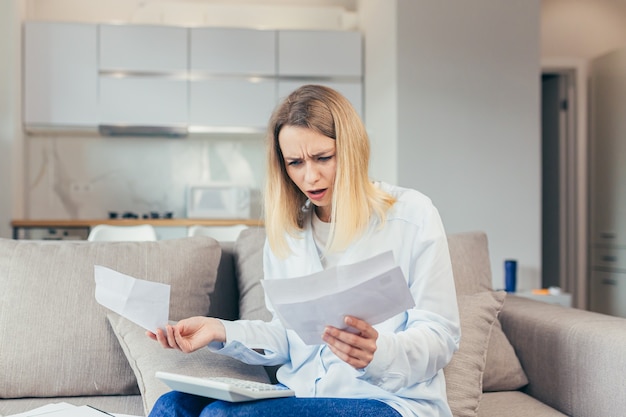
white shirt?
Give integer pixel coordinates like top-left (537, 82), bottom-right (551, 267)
top-left (212, 182), bottom-right (461, 417)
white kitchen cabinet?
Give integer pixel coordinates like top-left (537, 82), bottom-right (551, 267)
top-left (99, 24), bottom-right (187, 72)
top-left (98, 24), bottom-right (188, 128)
top-left (590, 270), bottom-right (626, 318)
top-left (23, 22), bottom-right (98, 127)
top-left (189, 79), bottom-right (275, 130)
top-left (99, 77), bottom-right (187, 126)
top-left (190, 27), bottom-right (276, 75)
top-left (277, 30), bottom-right (363, 118)
top-left (278, 30), bottom-right (362, 77)
top-left (591, 247), bottom-right (626, 271)
top-left (189, 28), bottom-right (277, 131)
top-left (278, 80), bottom-right (363, 118)
top-left (590, 49), bottom-right (626, 247)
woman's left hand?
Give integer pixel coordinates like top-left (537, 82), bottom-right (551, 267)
top-left (322, 316), bottom-right (378, 370)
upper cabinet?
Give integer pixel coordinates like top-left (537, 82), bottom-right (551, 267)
top-left (190, 27), bottom-right (275, 75)
top-left (278, 30), bottom-right (362, 77)
top-left (98, 24), bottom-right (188, 127)
top-left (100, 24), bottom-right (187, 72)
top-left (23, 22), bottom-right (98, 127)
top-left (22, 23), bottom-right (364, 133)
top-left (189, 28), bottom-right (277, 131)
top-left (277, 30), bottom-right (363, 117)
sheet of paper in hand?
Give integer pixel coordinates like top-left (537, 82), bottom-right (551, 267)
top-left (261, 251), bottom-right (415, 345)
top-left (94, 265), bottom-right (170, 333)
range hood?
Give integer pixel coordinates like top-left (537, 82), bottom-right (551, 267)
top-left (98, 125), bottom-right (188, 138)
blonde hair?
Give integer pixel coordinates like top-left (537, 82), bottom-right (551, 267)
top-left (264, 85), bottom-right (396, 257)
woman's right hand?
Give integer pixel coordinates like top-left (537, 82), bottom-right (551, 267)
top-left (146, 316), bottom-right (226, 353)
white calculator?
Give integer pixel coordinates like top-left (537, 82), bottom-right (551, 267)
top-left (155, 371), bottom-right (295, 402)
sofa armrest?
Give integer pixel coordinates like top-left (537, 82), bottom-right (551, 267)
top-left (499, 295), bottom-right (626, 417)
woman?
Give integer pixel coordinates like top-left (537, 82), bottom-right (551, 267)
top-left (148, 85), bottom-right (460, 417)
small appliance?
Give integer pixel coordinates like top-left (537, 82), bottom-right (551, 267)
top-left (186, 184), bottom-right (251, 219)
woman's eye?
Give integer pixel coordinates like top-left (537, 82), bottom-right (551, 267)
top-left (288, 160), bottom-right (301, 166)
top-left (319, 156), bottom-right (332, 162)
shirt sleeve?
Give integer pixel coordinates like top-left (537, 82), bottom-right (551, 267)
top-left (207, 317), bottom-right (291, 366)
top-left (207, 244), bottom-right (293, 366)
top-left (358, 203), bottom-right (461, 393)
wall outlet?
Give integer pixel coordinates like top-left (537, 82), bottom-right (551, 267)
top-left (69, 182), bottom-right (93, 194)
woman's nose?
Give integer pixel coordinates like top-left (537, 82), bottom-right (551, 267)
top-left (304, 162), bottom-right (320, 183)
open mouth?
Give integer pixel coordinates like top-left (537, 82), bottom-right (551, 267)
top-left (308, 189), bottom-right (327, 200)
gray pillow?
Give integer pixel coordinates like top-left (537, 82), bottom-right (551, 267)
top-left (233, 228), bottom-right (272, 321)
top-left (108, 314), bottom-right (270, 415)
top-left (0, 237), bottom-right (221, 398)
top-left (444, 291), bottom-right (506, 417)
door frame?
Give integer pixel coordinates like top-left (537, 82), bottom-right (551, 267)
top-left (541, 58), bottom-right (589, 309)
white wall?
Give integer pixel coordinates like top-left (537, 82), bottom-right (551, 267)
top-left (542, 0), bottom-right (626, 60)
top-left (394, 0), bottom-right (542, 290)
top-left (0, 1), bottom-right (24, 239)
top-left (358, 0), bottom-right (398, 185)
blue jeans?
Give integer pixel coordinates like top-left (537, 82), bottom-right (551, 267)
top-left (149, 391), bottom-right (402, 417)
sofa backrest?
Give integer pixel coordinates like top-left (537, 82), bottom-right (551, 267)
top-left (208, 242), bottom-right (239, 321)
top-left (211, 230), bottom-right (495, 322)
top-left (447, 231), bottom-right (493, 295)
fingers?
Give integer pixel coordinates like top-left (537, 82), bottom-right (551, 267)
top-left (322, 316), bottom-right (378, 369)
top-left (152, 325), bottom-right (181, 350)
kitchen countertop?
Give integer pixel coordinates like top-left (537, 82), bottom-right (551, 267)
top-left (11, 218), bottom-right (264, 228)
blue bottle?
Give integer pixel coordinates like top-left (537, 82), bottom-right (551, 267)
top-left (504, 260), bottom-right (517, 292)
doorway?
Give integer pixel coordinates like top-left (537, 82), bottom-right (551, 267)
top-left (540, 63), bottom-right (588, 309)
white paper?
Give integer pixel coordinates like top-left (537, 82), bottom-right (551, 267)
top-left (4, 402), bottom-right (76, 417)
top-left (261, 251), bottom-right (415, 345)
top-left (94, 265), bottom-right (170, 333)
top-left (3, 403), bottom-right (138, 417)
top-left (4, 403), bottom-right (142, 417)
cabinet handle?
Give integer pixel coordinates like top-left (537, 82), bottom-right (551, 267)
top-left (601, 255), bottom-right (618, 263)
top-left (600, 232), bottom-right (617, 239)
top-left (601, 278), bottom-right (618, 286)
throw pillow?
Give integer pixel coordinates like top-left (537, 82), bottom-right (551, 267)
top-left (108, 314), bottom-right (271, 415)
top-left (447, 232), bottom-right (528, 392)
top-left (233, 228), bottom-right (272, 321)
top-left (0, 237), bottom-right (221, 399)
top-left (482, 317), bottom-right (529, 391)
top-left (444, 290), bottom-right (506, 417)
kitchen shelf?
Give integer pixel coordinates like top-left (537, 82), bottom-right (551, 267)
top-left (11, 218), bottom-right (263, 240)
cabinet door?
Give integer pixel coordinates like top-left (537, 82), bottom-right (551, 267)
top-left (189, 79), bottom-right (276, 130)
top-left (589, 270), bottom-right (626, 318)
top-left (591, 247), bottom-right (626, 271)
top-left (590, 50), bottom-right (626, 246)
top-left (99, 24), bottom-right (187, 72)
top-left (278, 80), bottom-right (363, 118)
top-left (278, 30), bottom-right (362, 77)
top-left (98, 24), bottom-right (188, 126)
top-left (99, 77), bottom-right (187, 126)
top-left (191, 28), bottom-right (276, 75)
top-left (189, 28), bottom-right (277, 130)
top-left (23, 22), bottom-right (98, 127)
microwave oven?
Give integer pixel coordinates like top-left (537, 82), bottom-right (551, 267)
top-left (186, 185), bottom-right (251, 219)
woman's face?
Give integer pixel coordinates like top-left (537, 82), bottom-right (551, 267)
top-left (278, 125), bottom-right (337, 222)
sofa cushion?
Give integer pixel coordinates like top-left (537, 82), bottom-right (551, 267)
top-left (444, 290), bottom-right (505, 417)
top-left (233, 228), bottom-right (272, 321)
top-left (108, 314), bottom-right (271, 415)
top-left (0, 237), bottom-right (221, 399)
top-left (447, 232), bottom-right (528, 392)
top-left (482, 318), bottom-right (528, 391)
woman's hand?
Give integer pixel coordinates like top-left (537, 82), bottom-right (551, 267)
top-left (322, 316), bottom-right (378, 369)
top-left (146, 316), bottom-right (226, 354)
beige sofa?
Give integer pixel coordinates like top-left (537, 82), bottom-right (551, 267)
top-left (0, 230), bottom-right (624, 417)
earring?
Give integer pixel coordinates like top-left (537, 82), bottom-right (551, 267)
top-left (301, 199), bottom-right (312, 212)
